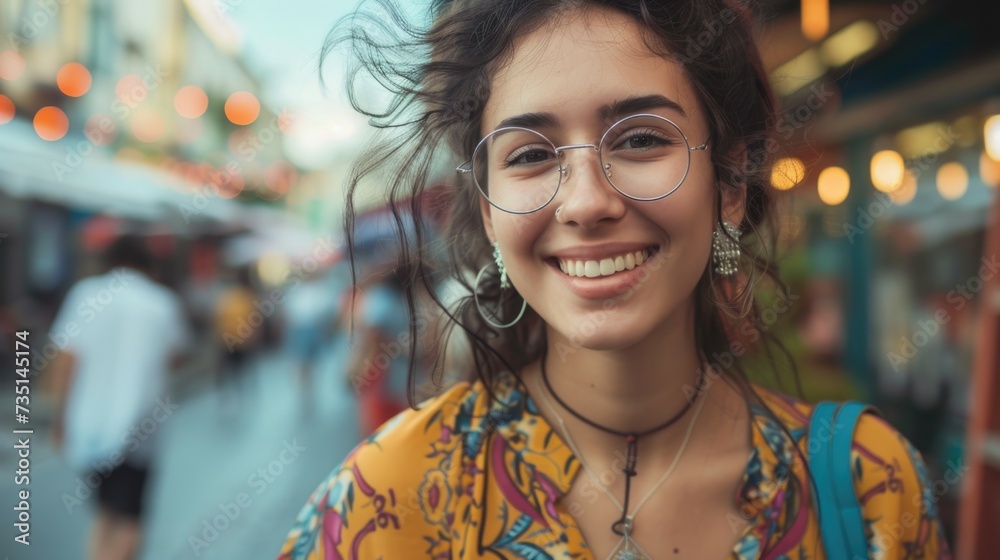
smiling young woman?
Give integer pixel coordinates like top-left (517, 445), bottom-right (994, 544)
top-left (277, 1), bottom-right (951, 559)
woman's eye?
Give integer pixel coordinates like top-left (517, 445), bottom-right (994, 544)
top-left (505, 147), bottom-right (554, 167)
top-left (627, 135), bottom-right (658, 149)
top-left (609, 128), bottom-right (681, 152)
top-left (616, 133), bottom-right (673, 150)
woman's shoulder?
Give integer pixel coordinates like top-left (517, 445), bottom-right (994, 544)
top-left (749, 384), bottom-right (951, 557)
top-left (276, 378), bottom-right (496, 559)
top-left (325, 377), bottom-right (492, 485)
top-left (749, 383), bottom-right (918, 445)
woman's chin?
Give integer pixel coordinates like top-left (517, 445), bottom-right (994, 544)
top-left (548, 316), bottom-right (655, 354)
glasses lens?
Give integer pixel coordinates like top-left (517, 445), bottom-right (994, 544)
top-left (600, 115), bottom-right (692, 201)
top-left (473, 128), bottom-right (560, 213)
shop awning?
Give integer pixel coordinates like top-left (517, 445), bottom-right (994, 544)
top-left (0, 118), bottom-right (240, 230)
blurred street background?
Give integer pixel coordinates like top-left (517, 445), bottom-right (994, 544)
top-left (0, 0), bottom-right (999, 558)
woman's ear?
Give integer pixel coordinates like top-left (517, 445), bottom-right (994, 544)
top-left (479, 197), bottom-right (497, 244)
top-left (720, 180), bottom-right (746, 226)
top-left (719, 144), bottom-right (748, 226)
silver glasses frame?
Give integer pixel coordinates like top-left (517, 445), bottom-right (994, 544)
top-left (456, 113), bottom-right (710, 214)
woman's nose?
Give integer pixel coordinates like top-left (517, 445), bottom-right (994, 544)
top-left (554, 149), bottom-right (627, 227)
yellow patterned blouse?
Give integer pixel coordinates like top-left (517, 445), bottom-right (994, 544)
top-left (278, 374), bottom-right (952, 559)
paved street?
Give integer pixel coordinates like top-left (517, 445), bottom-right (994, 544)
top-left (1, 347), bottom-right (361, 560)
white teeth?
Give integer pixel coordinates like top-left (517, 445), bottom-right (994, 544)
top-left (557, 248), bottom-right (654, 278)
top-left (600, 258), bottom-right (615, 276)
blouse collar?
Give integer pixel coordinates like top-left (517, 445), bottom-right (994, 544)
top-left (477, 372), bottom-right (803, 513)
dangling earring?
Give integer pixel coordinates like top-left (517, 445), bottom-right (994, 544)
top-left (712, 221), bottom-right (742, 277)
top-left (493, 241), bottom-right (510, 289)
top-left (474, 241), bottom-right (527, 329)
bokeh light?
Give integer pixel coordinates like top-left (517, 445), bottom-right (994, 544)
top-left (888, 169), bottom-right (918, 205)
top-left (817, 166), bottom-right (850, 205)
top-left (34, 106), bottom-right (70, 141)
top-left (771, 157), bottom-right (805, 190)
top-left (225, 91), bottom-right (259, 126)
top-left (175, 85), bottom-right (209, 119)
top-left (801, 0), bottom-right (829, 41)
top-left (199, 167), bottom-right (246, 199)
top-left (981, 151), bottom-right (1000, 188)
top-left (0, 50), bottom-right (25, 81)
top-left (57, 62), bottom-right (92, 97)
top-left (116, 74), bottom-right (147, 103)
top-left (870, 150), bottom-right (905, 192)
top-left (218, 171), bottom-right (245, 199)
top-left (0, 95), bottom-right (14, 125)
top-left (986, 115), bottom-right (1000, 161)
top-left (936, 162), bottom-right (968, 200)
top-left (131, 111), bottom-right (166, 143)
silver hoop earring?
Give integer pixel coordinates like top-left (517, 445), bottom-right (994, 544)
top-left (474, 242), bottom-right (527, 329)
top-left (712, 221), bottom-right (742, 277)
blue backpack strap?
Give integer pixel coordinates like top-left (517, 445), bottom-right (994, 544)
top-left (809, 402), bottom-right (849, 560)
top-left (810, 401), bottom-right (878, 560)
top-left (831, 402), bottom-right (878, 559)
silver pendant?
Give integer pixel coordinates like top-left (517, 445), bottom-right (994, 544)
top-left (608, 533), bottom-right (651, 560)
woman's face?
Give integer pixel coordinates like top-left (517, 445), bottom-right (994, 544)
top-left (479, 7), bottom-right (739, 351)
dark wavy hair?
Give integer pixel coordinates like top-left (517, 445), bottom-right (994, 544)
top-left (325, 0), bottom-right (800, 414)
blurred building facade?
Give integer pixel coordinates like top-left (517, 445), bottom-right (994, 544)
top-left (756, 0), bottom-right (1000, 554)
top-left (0, 0), bottom-right (313, 337)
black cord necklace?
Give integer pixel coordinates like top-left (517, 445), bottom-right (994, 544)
top-left (539, 347), bottom-right (706, 539)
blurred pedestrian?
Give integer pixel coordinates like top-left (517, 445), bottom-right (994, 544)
top-left (212, 266), bottom-right (260, 413)
top-left (46, 234), bottom-right (189, 560)
top-left (344, 263), bottom-right (415, 436)
top-left (282, 265), bottom-right (339, 416)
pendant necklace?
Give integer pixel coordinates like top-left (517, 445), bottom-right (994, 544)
top-left (537, 350), bottom-right (707, 560)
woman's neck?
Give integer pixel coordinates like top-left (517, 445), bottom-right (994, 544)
top-left (545, 318), bottom-right (700, 420)
top-left (524, 310), bottom-right (727, 472)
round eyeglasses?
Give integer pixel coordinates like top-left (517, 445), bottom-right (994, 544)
top-left (457, 113), bottom-right (709, 214)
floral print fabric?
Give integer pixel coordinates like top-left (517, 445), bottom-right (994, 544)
top-left (278, 374), bottom-right (951, 559)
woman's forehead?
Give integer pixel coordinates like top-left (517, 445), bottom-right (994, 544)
top-left (482, 7), bottom-right (701, 135)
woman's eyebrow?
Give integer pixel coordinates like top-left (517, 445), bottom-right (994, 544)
top-left (492, 94), bottom-right (686, 131)
top-left (598, 94), bottom-right (687, 121)
top-left (495, 112), bottom-right (560, 130)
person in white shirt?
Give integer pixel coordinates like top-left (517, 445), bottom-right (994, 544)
top-left (47, 235), bottom-right (189, 560)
